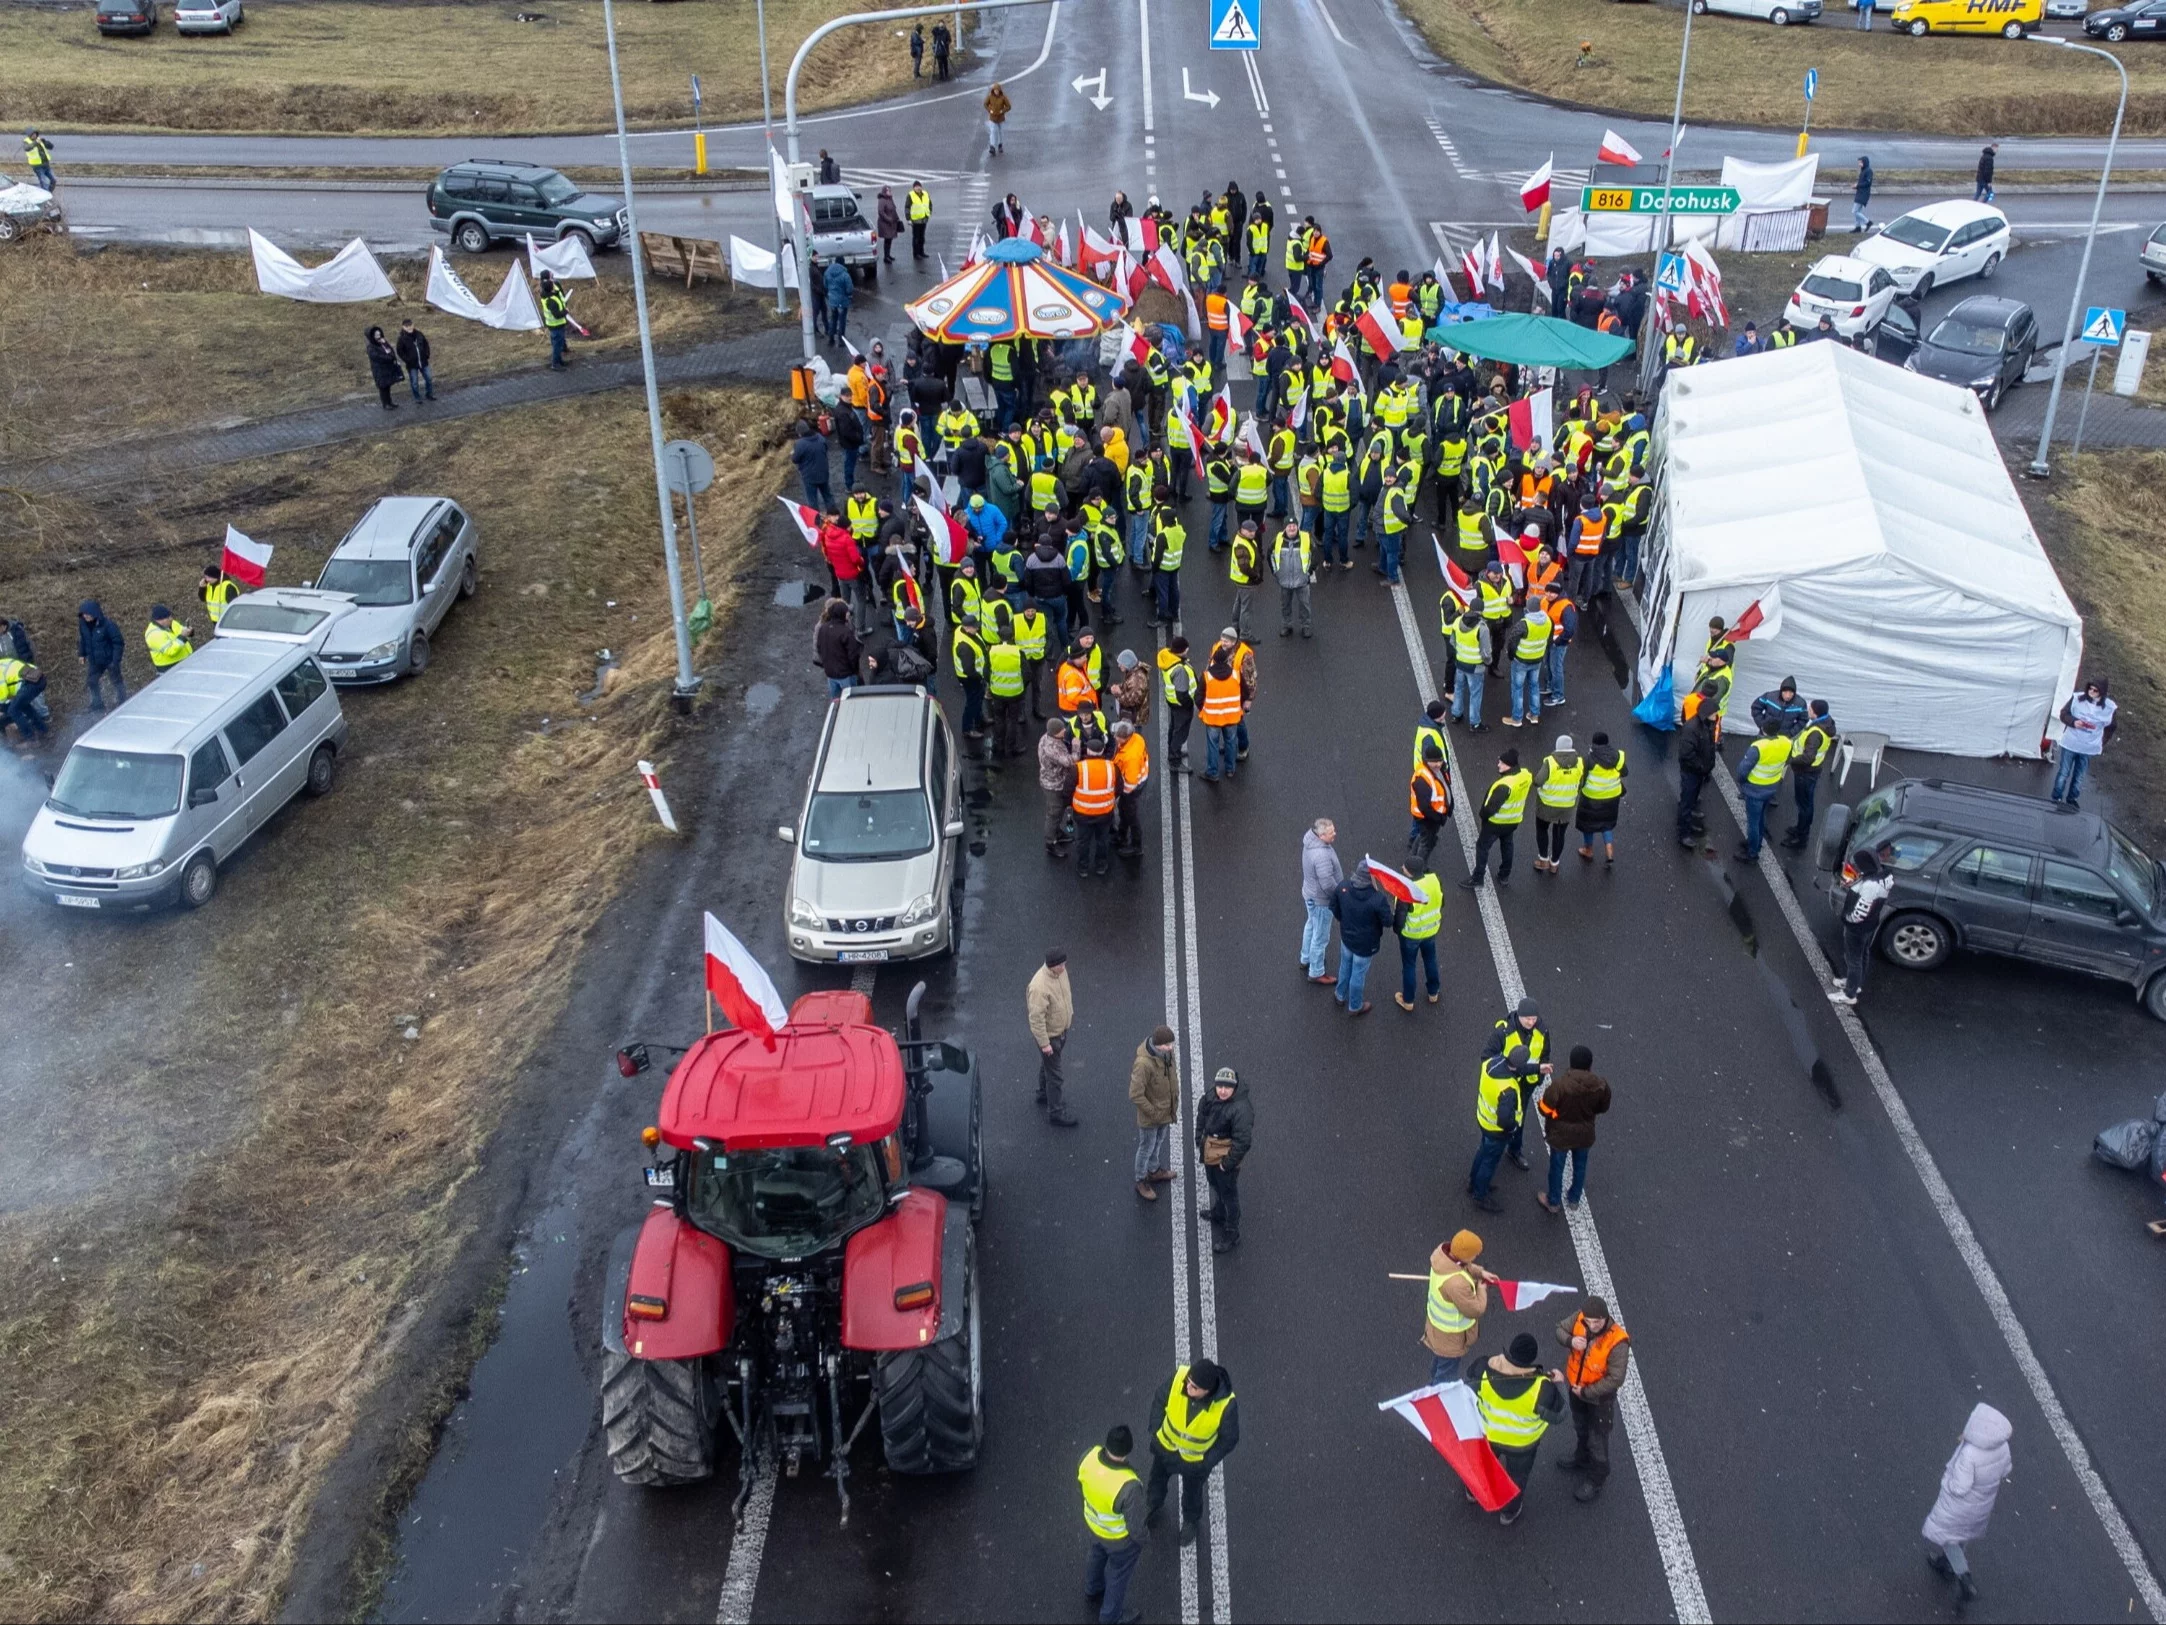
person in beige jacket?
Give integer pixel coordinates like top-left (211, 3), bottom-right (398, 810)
top-left (1128, 1025), bottom-right (1179, 1201)
top-left (1422, 1229), bottom-right (1497, 1386)
top-left (1027, 948), bottom-right (1076, 1126)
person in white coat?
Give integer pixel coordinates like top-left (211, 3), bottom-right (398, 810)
top-left (1922, 1403), bottom-right (2011, 1606)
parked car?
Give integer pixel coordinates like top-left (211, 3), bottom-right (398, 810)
top-left (94, 0), bottom-right (157, 34)
top-left (2141, 221), bottom-right (2166, 283)
top-left (304, 497), bottom-right (479, 683)
top-left (1859, 300), bottom-right (1923, 365)
top-left (20, 641), bottom-right (347, 911)
top-left (2085, 0), bottom-right (2166, 35)
top-left (426, 160), bottom-right (626, 255)
top-left (1820, 778), bottom-right (2166, 1020)
top-left (173, 0), bottom-right (243, 32)
top-left (1905, 295), bottom-right (2038, 411)
top-left (1787, 254), bottom-right (1902, 340)
top-left (802, 183), bottom-right (881, 283)
top-left (213, 587), bottom-right (358, 655)
top-left (780, 686), bottom-right (964, 963)
top-left (1889, 0), bottom-right (2041, 33)
top-left (1849, 200), bottom-right (2011, 297)
top-left (0, 171), bottom-right (64, 245)
top-left (1689, 0), bottom-right (1822, 20)
top-left (2044, 0), bottom-right (2090, 16)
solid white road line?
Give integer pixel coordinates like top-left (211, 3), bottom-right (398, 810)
top-left (1387, 579), bottom-right (1713, 1625)
top-left (1138, 0), bottom-right (1156, 133)
top-left (1153, 649), bottom-right (1204, 1625)
top-left (1242, 50), bottom-right (1271, 117)
top-left (713, 1453), bottom-right (777, 1625)
top-left (1310, 0), bottom-right (1352, 47)
top-left (1605, 599), bottom-right (2166, 1617)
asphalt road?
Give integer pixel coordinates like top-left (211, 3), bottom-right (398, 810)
top-left (340, 3), bottom-right (2166, 1622)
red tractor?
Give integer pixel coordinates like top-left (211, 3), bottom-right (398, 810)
top-left (601, 983), bottom-right (983, 1520)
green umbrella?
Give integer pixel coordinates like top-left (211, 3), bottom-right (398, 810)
top-left (1426, 312), bottom-right (1635, 370)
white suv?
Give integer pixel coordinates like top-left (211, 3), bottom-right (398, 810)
top-left (780, 687), bottom-right (963, 963)
top-left (1851, 201), bottom-right (2011, 297)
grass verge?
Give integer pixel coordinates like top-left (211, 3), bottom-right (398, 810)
top-left (1398, 0), bottom-right (2166, 137)
top-left (0, 238), bottom-right (782, 462)
top-left (0, 383), bottom-right (796, 1621)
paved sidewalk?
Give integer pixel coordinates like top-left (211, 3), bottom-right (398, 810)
top-left (1994, 374), bottom-right (2166, 453)
top-left (2, 320), bottom-right (812, 494)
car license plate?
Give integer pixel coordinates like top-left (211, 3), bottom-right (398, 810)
top-left (643, 1166), bottom-right (675, 1189)
top-left (55, 894), bottom-right (100, 909)
top-left (838, 948), bottom-right (890, 963)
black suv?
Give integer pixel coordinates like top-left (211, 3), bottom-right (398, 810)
top-left (426, 160), bottom-right (625, 255)
top-left (1820, 778), bottom-right (2166, 1019)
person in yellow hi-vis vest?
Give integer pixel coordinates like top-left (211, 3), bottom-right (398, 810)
top-left (1475, 1333), bottom-right (1566, 1525)
top-left (1146, 1358), bottom-right (1240, 1547)
top-left (1078, 1424), bottom-right (1147, 1624)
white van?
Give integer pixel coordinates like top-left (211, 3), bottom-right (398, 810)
top-left (20, 640), bottom-right (348, 911)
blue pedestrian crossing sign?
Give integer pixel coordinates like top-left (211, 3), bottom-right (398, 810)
top-left (1210, 0), bottom-right (1260, 49)
top-left (1655, 252), bottom-right (1689, 295)
top-left (2080, 306), bottom-right (2126, 347)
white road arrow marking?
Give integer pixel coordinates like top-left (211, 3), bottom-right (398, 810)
top-left (1181, 67), bottom-right (1220, 109)
top-left (1071, 67), bottom-right (1112, 110)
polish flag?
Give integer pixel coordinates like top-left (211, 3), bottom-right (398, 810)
top-left (1287, 293), bottom-right (1322, 345)
top-left (1494, 531), bottom-right (1529, 590)
top-left (1504, 386), bottom-right (1552, 456)
top-left (1330, 336), bottom-right (1361, 384)
top-left (1486, 233), bottom-right (1505, 293)
top-left (916, 496), bottom-right (969, 567)
top-left (1363, 856), bottom-right (1421, 905)
top-left (1150, 242), bottom-right (1189, 296)
top-left (1355, 296), bottom-right (1407, 358)
top-left (1437, 543), bottom-right (1477, 607)
top-left (703, 912), bottom-right (789, 1049)
top-left (1597, 129), bottom-right (1641, 167)
top-left (1121, 322), bottom-right (1153, 369)
top-left (1728, 586), bottom-right (1784, 641)
top-left (1379, 1383), bottom-right (1520, 1514)
top-left (1182, 286), bottom-right (1205, 342)
top-left (1118, 249), bottom-right (1147, 301)
top-left (1288, 389), bottom-right (1308, 433)
top-left (1492, 1279), bottom-right (1577, 1312)
top-left (1505, 244), bottom-right (1550, 308)
top-left (220, 524), bottom-right (273, 588)
top-left (1177, 400), bottom-right (1209, 465)
top-left (1519, 156), bottom-right (1554, 214)
top-left (1081, 220), bottom-right (1120, 274)
top-left (1432, 256), bottom-right (1458, 302)
top-left (1459, 242), bottom-right (1486, 298)
top-left (964, 227), bottom-right (986, 266)
top-left (1137, 215), bottom-right (1161, 255)
top-left (1238, 412), bottom-right (1268, 459)
top-left (1208, 385), bottom-right (1236, 445)
top-left (776, 496), bottom-right (821, 548)
top-left (1231, 306), bottom-right (1255, 355)
top-left (1056, 219), bottom-right (1072, 267)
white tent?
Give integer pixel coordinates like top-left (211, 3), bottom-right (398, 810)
top-left (1637, 341), bottom-right (2081, 759)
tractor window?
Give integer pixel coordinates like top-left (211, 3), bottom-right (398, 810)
top-left (686, 1144), bottom-right (887, 1260)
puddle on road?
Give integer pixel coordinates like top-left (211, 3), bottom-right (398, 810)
top-left (744, 681), bottom-right (782, 719)
top-left (773, 579), bottom-right (825, 607)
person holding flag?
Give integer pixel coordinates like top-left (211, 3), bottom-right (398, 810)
top-left (1474, 1334), bottom-right (1568, 1525)
top-left (1379, 854), bottom-right (1444, 1013)
top-left (1421, 1230), bottom-right (1496, 1385)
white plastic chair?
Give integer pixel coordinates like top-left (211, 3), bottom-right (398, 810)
top-left (1835, 729), bottom-right (1890, 789)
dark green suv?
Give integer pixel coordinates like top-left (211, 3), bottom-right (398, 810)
top-left (426, 160), bottom-right (626, 255)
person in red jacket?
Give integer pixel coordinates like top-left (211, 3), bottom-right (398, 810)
top-left (818, 510), bottom-right (870, 633)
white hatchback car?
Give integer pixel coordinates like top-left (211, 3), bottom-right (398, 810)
top-left (1786, 254), bottom-right (1901, 338)
top-left (1850, 201), bottom-right (2012, 297)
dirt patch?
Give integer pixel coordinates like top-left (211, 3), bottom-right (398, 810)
top-left (0, 238), bottom-right (781, 462)
top-left (0, 0), bottom-right (971, 135)
top-left (1399, 0), bottom-right (2166, 137)
top-left (0, 384), bottom-right (798, 1621)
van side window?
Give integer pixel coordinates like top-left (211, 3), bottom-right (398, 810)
top-left (225, 691), bottom-right (289, 766)
top-left (275, 659), bottom-right (327, 719)
top-left (189, 738), bottom-right (232, 799)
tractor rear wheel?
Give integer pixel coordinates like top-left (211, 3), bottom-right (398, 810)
top-left (876, 1243), bottom-right (982, 1473)
top-left (601, 1348), bottom-right (718, 1486)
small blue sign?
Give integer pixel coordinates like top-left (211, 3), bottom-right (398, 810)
top-left (1803, 67), bottom-right (1818, 101)
top-left (691, 73), bottom-right (703, 105)
top-left (1655, 252), bottom-right (1688, 295)
top-left (2081, 306), bottom-right (2127, 346)
top-left (1210, 0), bottom-right (1260, 50)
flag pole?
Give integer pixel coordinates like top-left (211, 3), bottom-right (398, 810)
top-left (706, 989), bottom-right (714, 1034)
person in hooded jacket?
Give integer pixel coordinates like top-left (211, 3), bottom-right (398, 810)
top-left (78, 600), bottom-right (127, 710)
top-left (1676, 681), bottom-right (1721, 847)
top-left (875, 186), bottom-right (902, 266)
top-left (365, 325), bottom-right (403, 410)
top-left (1922, 1403), bottom-right (2012, 1606)
top-left (1195, 1066), bottom-right (1253, 1252)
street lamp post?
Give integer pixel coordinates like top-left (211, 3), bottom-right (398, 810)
top-left (758, 0), bottom-right (787, 316)
top-left (1636, 0), bottom-right (1696, 399)
top-left (2026, 35), bottom-right (2128, 478)
top-left (603, 0), bottom-right (701, 703)
top-left (782, 0), bottom-right (1057, 364)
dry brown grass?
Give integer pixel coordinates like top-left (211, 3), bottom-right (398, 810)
top-left (0, 384), bottom-right (798, 1621)
top-left (1398, 0), bottom-right (2166, 136)
top-left (0, 0), bottom-right (973, 135)
top-left (0, 238), bottom-right (780, 462)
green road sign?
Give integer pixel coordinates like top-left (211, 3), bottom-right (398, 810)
top-left (1581, 185), bottom-right (1742, 216)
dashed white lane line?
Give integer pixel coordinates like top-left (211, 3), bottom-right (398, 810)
top-left (1387, 578), bottom-right (1713, 1625)
top-left (1614, 591), bottom-right (2166, 1623)
top-left (713, 1454), bottom-right (777, 1625)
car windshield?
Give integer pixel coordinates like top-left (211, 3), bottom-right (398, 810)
top-left (1880, 216), bottom-right (1951, 254)
top-left (218, 603), bottom-right (331, 638)
top-left (48, 748), bottom-right (184, 820)
top-left (802, 789), bottom-right (933, 861)
top-left (1802, 273), bottom-right (1863, 301)
top-left (537, 173), bottom-right (581, 205)
top-left (2106, 826), bottom-right (2159, 915)
top-left (314, 558), bottom-right (412, 606)
top-left (1928, 318), bottom-right (2006, 355)
top-left (685, 1144), bottom-right (887, 1260)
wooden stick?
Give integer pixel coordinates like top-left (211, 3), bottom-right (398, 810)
top-left (1387, 1272), bottom-right (1427, 1281)
top-left (705, 989), bottom-right (714, 1035)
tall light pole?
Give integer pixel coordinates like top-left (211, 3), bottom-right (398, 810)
top-left (782, 0), bottom-right (1058, 364)
top-left (758, 0), bottom-right (787, 316)
top-left (1636, 0), bottom-right (1695, 399)
top-left (603, 0), bottom-right (701, 703)
top-left (2026, 34), bottom-right (2127, 479)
